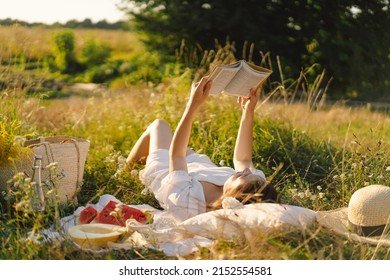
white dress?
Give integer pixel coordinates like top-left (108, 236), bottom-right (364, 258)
top-left (139, 149), bottom-right (266, 222)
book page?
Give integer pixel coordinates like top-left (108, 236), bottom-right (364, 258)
top-left (209, 66), bottom-right (238, 95)
top-left (229, 74), bottom-right (268, 97)
top-left (224, 66), bottom-right (267, 97)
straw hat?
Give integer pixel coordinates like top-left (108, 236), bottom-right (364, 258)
top-left (316, 185), bottom-right (390, 247)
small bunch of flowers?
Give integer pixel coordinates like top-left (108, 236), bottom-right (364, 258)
top-left (289, 185), bottom-right (326, 207)
top-left (104, 150), bottom-right (127, 178)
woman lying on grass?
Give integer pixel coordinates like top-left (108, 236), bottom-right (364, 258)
top-left (125, 76), bottom-right (279, 222)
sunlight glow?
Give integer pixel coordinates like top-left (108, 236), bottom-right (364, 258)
top-left (0, 0), bottom-right (127, 24)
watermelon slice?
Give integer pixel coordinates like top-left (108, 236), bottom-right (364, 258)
top-left (78, 205), bottom-right (98, 224)
top-left (94, 200), bottom-right (147, 226)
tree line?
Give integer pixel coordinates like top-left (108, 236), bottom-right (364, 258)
top-left (121, 0), bottom-right (390, 102)
top-left (0, 18), bottom-right (130, 30)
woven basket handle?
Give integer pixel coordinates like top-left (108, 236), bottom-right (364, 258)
top-left (25, 141), bottom-right (55, 177)
top-left (60, 138), bottom-right (81, 192)
top-left (26, 137), bottom-right (82, 195)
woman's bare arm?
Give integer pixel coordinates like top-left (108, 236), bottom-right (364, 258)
top-left (233, 88), bottom-right (259, 171)
top-left (169, 77), bottom-right (212, 172)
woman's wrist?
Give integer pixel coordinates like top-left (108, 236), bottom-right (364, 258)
top-left (181, 106), bottom-right (197, 122)
top-left (186, 101), bottom-right (201, 114)
top-left (242, 108), bottom-right (255, 119)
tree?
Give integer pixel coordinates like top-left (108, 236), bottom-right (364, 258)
top-left (81, 38), bottom-right (112, 67)
top-left (53, 29), bottom-right (79, 73)
top-left (120, 0), bottom-right (390, 101)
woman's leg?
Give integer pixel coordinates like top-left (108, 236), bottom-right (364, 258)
top-left (126, 119), bottom-right (172, 168)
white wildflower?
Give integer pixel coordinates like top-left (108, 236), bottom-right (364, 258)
top-left (117, 155), bottom-right (126, 165)
top-left (113, 169), bottom-right (123, 178)
top-left (104, 158), bottom-right (115, 163)
top-left (131, 169), bottom-right (139, 176)
top-left (14, 136), bottom-right (26, 144)
top-left (114, 204), bottom-right (123, 213)
top-left (46, 162), bottom-right (58, 170)
top-left (219, 160), bottom-right (226, 166)
top-left (298, 192), bottom-right (305, 199)
top-left (14, 172), bottom-right (25, 178)
top-left (316, 185), bottom-right (322, 191)
top-left (222, 197), bottom-right (243, 209)
top-left (318, 193), bottom-right (325, 199)
top-left (109, 211), bottom-right (118, 217)
top-left (310, 194), bottom-right (317, 201)
top-left (15, 200), bottom-right (29, 211)
top-left (386, 166), bottom-right (390, 172)
top-left (141, 187), bottom-right (149, 195)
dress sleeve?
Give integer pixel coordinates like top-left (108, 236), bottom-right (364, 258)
top-left (159, 171), bottom-right (206, 222)
top-left (250, 168), bottom-right (266, 182)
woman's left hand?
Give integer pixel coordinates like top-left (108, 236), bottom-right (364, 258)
top-left (237, 88), bottom-right (259, 113)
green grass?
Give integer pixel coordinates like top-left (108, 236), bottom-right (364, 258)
top-left (0, 26), bottom-right (389, 260)
top-left (1, 79), bottom-right (389, 260)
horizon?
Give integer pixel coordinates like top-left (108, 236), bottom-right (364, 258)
top-left (0, 16), bottom-right (126, 25)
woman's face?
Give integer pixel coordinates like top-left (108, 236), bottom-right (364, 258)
top-left (223, 168), bottom-right (265, 194)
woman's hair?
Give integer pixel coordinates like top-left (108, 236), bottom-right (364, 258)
top-left (209, 180), bottom-right (280, 210)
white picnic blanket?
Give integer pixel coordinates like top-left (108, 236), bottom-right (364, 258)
top-left (38, 194), bottom-right (213, 257)
top-left (31, 194), bottom-right (316, 257)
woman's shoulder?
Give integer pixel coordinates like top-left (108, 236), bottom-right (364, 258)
top-left (250, 168), bottom-right (266, 180)
top-left (162, 170), bottom-right (192, 184)
top-left (186, 152), bottom-right (214, 165)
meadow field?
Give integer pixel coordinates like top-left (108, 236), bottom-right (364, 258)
top-left (0, 26), bottom-right (389, 260)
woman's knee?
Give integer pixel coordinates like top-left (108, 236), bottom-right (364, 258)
top-left (149, 119), bottom-right (170, 132)
top-left (148, 119), bottom-right (172, 150)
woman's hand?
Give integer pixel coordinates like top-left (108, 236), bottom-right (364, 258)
top-left (237, 88), bottom-right (259, 113)
top-left (187, 76), bottom-right (212, 112)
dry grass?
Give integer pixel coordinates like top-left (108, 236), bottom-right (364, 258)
top-left (0, 25), bottom-right (142, 61)
top-left (24, 88), bottom-right (390, 152)
top-left (256, 102), bottom-right (390, 149)
top-left (0, 25), bottom-right (53, 59)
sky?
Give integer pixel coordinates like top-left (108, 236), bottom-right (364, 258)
top-left (0, 0), bottom-right (128, 24)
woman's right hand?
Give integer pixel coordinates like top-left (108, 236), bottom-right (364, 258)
top-left (187, 76), bottom-right (212, 112)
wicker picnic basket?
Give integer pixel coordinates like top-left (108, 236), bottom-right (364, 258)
top-left (0, 136), bottom-right (90, 205)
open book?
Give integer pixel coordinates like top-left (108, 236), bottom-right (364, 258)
top-left (208, 60), bottom-right (272, 97)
